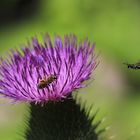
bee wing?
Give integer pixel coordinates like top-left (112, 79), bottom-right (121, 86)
top-left (38, 76), bottom-right (45, 82)
top-left (136, 61), bottom-right (140, 65)
top-left (123, 62), bottom-right (128, 65)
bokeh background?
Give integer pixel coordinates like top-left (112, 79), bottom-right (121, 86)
top-left (0, 0), bottom-right (140, 139)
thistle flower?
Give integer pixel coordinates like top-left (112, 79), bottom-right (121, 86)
top-left (0, 34), bottom-right (98, 104)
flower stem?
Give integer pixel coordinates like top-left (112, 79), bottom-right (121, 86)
top-left (25, 97), bottom-right (98, 140)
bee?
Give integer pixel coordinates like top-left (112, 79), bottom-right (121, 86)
top-left (123, 62), bottom-right (140, 69)
top-left (37, 75), bottom-right (57, 89)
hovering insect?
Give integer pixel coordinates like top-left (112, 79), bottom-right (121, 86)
top-left (37, 75), bottom-right (57, 89)
top-left (123, 62), bottom-right (140, 69)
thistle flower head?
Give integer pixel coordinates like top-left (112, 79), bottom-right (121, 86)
top-left (0, 34), bottom-right (98, 104)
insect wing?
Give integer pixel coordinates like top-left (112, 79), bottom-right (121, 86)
top-left (136, 61), bottom-right (140, 66)
top-left (136, 63), bottom-right (140, 69)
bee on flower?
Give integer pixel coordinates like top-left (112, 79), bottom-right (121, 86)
top-left (0, 34), bottom-right (98, 104)
top-left (37, 75), bottom-right (57, 89)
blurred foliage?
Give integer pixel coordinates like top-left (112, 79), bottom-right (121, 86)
top-left (0, 0), bottom-right (140, 139)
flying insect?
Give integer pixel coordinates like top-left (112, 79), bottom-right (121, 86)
top-left (123, 62), bottom-right (140, 69)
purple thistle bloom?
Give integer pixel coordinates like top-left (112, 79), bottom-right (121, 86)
top-left (0, 34), bottom-right (98, 104)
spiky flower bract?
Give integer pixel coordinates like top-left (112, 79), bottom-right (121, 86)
top-left (25, 97), bottom-right (103, 140)
top-left (0, 34), bottom-right (97, 104)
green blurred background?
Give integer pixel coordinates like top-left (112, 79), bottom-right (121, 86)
top-left (0, 0), bottom-right (140, 139)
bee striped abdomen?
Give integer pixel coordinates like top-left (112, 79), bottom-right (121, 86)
top-left (37, 75), bottom-right (57, 89)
